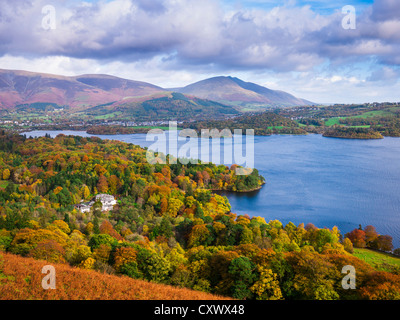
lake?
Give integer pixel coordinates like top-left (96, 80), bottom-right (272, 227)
top-left (23, 130), bottom-right (400, 247)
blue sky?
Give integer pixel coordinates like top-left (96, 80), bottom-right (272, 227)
top-left (225, 0), bottom-right (373, 12)
top-left (0, 0), bottom-right (399, 104)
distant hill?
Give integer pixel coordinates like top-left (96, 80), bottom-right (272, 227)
top-left (0, 69), bottom-right (238, 120)
top-left (0, 69), bottom-right (314, 120)
top-left (0, 69), bottom-right (165, 110)
top-left (173, 76), bottom-right (314, 111)
top-left (0, 252), bottom-right (230, 300)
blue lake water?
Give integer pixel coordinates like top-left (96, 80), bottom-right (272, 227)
top-left (23, 130), bottom-right (400, 247)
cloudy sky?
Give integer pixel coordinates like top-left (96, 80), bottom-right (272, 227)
top-left (0, 0), bottom-right (399, 104)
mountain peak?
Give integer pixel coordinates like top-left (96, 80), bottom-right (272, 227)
top-left (174, 76), bottom-right (314, 110)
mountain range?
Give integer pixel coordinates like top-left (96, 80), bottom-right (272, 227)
top-left (0, 69), bottom-right (314, 115)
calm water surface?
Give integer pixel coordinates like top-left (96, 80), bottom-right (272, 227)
top-left (24, 130), bottom-right (400, 246)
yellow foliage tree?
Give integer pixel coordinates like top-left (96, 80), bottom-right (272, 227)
top-left (80, 257), bottom-right (96, 269)
top-left (2, 168), bottom-right (10, 180)
top-left (167, 198), bottom-right (184, 218)
top-left (250, 266), bottom-right (283, 300)
top-left (49, 220), bottom-right (71, 234)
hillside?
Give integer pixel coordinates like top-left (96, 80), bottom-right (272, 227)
top-left (1, 132), bottom-right (400, 300)
top-left (0, 69), bottom-right (164, 110)
top-left (173, 76), bottom-right (313, 111)
top-left (0, 252), bottom-right (229, 300)
top-left (76, 91), bottom-right (239, 121)
top-left (0, 69), bottom-right (313, 118)
top-left (0, 69), bottom-right (240, 121)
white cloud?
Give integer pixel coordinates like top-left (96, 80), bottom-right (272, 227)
top-left (0, 0), bottom-right (399, 103)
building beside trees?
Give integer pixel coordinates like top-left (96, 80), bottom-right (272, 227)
top-left (75, 194), bottom-right (117, 213)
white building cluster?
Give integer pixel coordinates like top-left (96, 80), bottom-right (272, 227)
top-left (75, 194), bottom-right (117, 213)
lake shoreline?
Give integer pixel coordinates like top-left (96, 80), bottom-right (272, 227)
top-left (211, 182), bottom-right (265, 194)
top-left (19, 127), bottom-right (400, 140)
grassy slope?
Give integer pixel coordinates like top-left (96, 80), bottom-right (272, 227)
top-left (0, 252), bottom-right (230, 300)
top-left (324, 107), bottom-right (400, 126)
top-left (324, 117), bottom-right (343, 126)
top-left (353, 248), bottom-right (400, 272)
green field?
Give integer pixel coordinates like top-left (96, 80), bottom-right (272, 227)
top-left (325, 117), bottom-right (344, 126)
top-left (0, 180), bottom-right (8, 188)
top-left (323, 107), bottom-right (400, 127)
top-left (93, 111), bottom-right (123, 120)
top-left (353, 248), bottom-right (400, 272)
top-left (350, 110), bottom-right (391, 119)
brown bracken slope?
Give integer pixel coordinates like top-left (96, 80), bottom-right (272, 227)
top-left (0, 252), bottom-right (230, 300)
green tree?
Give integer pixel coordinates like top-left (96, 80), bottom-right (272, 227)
top-left (136, 248), bottom-right (171, 283)
top-left (228, 256), bottom-right (257, 299)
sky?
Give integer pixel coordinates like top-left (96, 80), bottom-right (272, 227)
top-left (0, 0), bottom-right (399, 104)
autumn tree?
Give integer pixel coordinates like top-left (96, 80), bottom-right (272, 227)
top-left (372, 235), bottom-right (393, 252)
top-left (99, 220), bottom-right (123, 241)
top-left (284, 249), bottom-right (340, 300)
top-left (113, 246), bottom-right (138, 272)
top-left (97, 175), bottom-right (108, 193)
top-left (346, 228), bottom-right (366, 248)
top-left (343, 237), bottom-right (354, 253)
top-left (92, 243), bottom-right (112, 264)
top-left (2, 169), bottom-right (10, 180)
top-left (250, 266), bottom-right (283, 300)
top-left (364, 225), bottom-right (379, 246)
top-left (10, 227), bottom-right (69, 257)
top-left (81, 185), bottom-right (91, 200)
top-left (187, 224), bottom-right (211, 248)
top-left (28, 239), bottom-right (65, 263)
top-left (360, 272), bottom-right (400, 300)
top-left (160, 197), bottom-right (168, 215)
top-left (108, 175), bottom-right (121, 194)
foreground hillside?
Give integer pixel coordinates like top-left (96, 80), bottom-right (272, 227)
top-left (1, 132), bottom-right (400, 300)
top-left (0, 252), bottom-right (229, 300)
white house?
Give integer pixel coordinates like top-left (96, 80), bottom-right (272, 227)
top-left (75, 194), bottom-right (117, 213)
top-left (94, 194), bottom-right (117, 211)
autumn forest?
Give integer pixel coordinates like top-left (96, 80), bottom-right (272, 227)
top-left (0, 130), bottom-right (400, 300)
